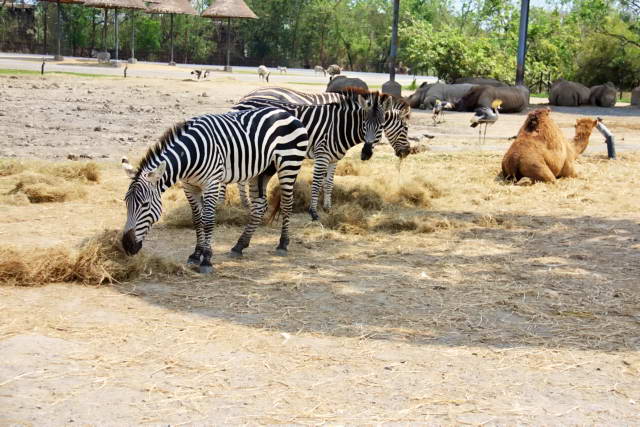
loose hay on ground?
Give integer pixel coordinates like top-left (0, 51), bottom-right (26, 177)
top-left (0, 230), bottom-right (187, 286)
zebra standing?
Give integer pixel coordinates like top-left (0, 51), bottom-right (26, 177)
top-left (314, 65), bottom-right (326, 76)
top-left (121, 107), bottom-right (309, 273)
top-left (233, 89), bottom-right (392, 220)
top-left (235, 87), bottom-right (411, 215)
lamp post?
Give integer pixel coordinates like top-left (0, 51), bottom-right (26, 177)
top-left (515, 0), bottom-right (530, 86)
top-left (382, 0), bottom-right (401, 97)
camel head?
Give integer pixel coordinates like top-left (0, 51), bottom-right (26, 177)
top-left (522, 107), bottom-right (551, 133)
top-left (572, 117), bottom-right (599, 156)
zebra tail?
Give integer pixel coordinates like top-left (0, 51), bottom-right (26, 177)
top-left (265, 193), bottom-right (281, 224)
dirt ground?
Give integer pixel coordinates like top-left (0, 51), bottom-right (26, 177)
top-left (1, 73), bottom-right (640, 425)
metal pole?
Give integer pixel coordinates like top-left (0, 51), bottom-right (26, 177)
top-left (103, 9), bottom-right (108, 52)
top-left (43, 3), bottom-right (48, 55)
top-left (114, 8), bottom-right (119, 62)
top-left (515, 0), bottom-right (530, 86)
top-left (169, 14), bottom-right (175, 65)
top-left (388, 0), bottom-right (399, 81)
top-left (55, 0), bottom-right (62, 60)
top-left (130, 11), bottom-right (135, 62)
top-left (226, 17), bottom-right (231, 71)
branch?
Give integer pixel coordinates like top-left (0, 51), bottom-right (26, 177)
top-left (597, 30), bottom-right (640, 49)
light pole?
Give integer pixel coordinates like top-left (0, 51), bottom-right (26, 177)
top-left (382, 0), bottom-right (401, 97)
top-left (515, 0), bottom-right (530, 86)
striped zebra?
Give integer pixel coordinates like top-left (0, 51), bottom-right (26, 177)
top-left (233, 88), bottom-right (392, 220)
top-left (233, 87), bottom-right (411, 217)
top-left (121, 107), bottom-right (309, 274)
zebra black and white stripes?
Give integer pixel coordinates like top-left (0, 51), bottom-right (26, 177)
top-left (233, 89), bottom-right (392, 220)
top-left (121, 107), bottom-right (309, 273)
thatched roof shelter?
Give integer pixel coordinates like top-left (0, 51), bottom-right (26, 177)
top-left (201, 0), bottom-right (257, 19)
top-left (38, 0), bottom-right (85, 60)
top-left (201, 0), bottom-right (258, 71)
top-left (83, 0), bottom-right (146, 63)
top-left (146, 0), bottom-right (197, 65)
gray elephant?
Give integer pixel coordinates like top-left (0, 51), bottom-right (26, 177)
top-left (632, 86), bottom-right (640, 106)
top-left (405, 83), bottom-right (475, 110)
top-left (457, 85), bottom-right (529, 113)
top-left (549, 79), bottom-right (590, 106)
top-left (589, 82), bottom-right (617, 107)
top-left (454, 77), bottom-right (509, 87)
top-left (326, 75), bottom-right (369, 93)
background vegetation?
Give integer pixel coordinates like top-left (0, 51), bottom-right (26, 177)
top-left (0, 0), bottom-right (639, 88)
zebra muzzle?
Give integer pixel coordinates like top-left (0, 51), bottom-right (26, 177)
top-left (361, 143), bottom-right (374, 161)
top-left (122, 229), bottom-right (142, 255)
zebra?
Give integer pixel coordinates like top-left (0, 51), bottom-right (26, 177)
top-left (257, 65), bottom-right (270, 82)
top-left (232, 88), bottom-right (393, 220)
top-left (121, 107), bottom-right (310, 274)
top-left (277, 66), bottom-right (288, 74)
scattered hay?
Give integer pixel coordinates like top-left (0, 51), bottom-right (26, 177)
top-left (335, 158), bottom-right (365, 176)
top-left (322, 203), bottom-right (368, 234)
top-left (49, 162), bottom-right (100, 183)
top-left (0, 230), bottom-right (187, 287)
top-left (163, 203), bottom-right (250, 228)
top-left (0, 159), bottom-right (26, 177)
top-left (8, 172), bottom-right (86, 203)
top-left (0, 159), bottom-right (100, 182)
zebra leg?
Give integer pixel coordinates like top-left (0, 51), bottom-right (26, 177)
top-left (238, 182), bottom-right (251, 209)
top-left (230, 170), bottom-right (273, 257)
top-left (322, 162), bottom-right (337, 211)
top-left (183, 183), bottom-right (205, 266)
top-left (275, 168), bottom-right (297, 256)
top-left (309, 156), bottom-right (329, 221)
top-left (198, 182), bottom-right (220, 274)
top-left (218, 183), bottom-right (227, 205)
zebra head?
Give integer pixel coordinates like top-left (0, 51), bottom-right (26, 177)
top-left (383, 98), bottom-right (411, 158)
top-left (121, 157), bottom-right (167, 255)
top-left (359, 93), bottom-right (392, 161)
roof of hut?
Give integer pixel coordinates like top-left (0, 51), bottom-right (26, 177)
top-left (82, 0), bottom-right (146, 10)
top-left (201, 0), bottom-right (257, 19)
top-left (145, 0), bottom-right (196, 15)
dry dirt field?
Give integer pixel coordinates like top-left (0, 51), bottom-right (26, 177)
top-left (1, 73), bottom-right (640, 425)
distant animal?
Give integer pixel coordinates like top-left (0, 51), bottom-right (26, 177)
top-left (549, 79), bottom-right (590, 106)
top-left (41, 59), bottom-right (45, 75)
top-left (91, 49), bottom-right (110, 64)
top-left (234, 88), bottom-right (394, 220)
top-left (432, 99), bottom-right (452, 125)
top-left (326, 75), bottom-right (369, 93)
top-left (120, 107), bottom-right (311, 273)
top-left (326, 64), bottom-right (341, 78)
top-left (501, 108), bottom-right (599, 183)
top-left (123, 65), bottom-right (128, 78)
top-left (457, 85), bottom-right (529, 113)
top-left (406, 83), bottom-right (475, 109)
top-left (470, 99), bottom-right (502, 144)
top-left (314, 65), bottom-right (326, 76)
top-left (257, 65), bottom-right (270, 82)
top-left (589, 82), bottom-right (617, 107)
top-left (277, 66), bottom-right (288, 74)
top-left (454, 77), bottom-right (509, 87)
top-left (631, 86), bottom-right (640, 106)
top-left (190, 69), bottom-right (210, 80)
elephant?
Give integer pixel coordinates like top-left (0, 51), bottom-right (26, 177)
top-left (457, 85), bottom-right (529, 113)
top-left (405, 83), bottom-right (475, 110)
top-left (549, 79), bottom-right (590, 106)
top-left (453, 77), bottom-right (509, 87)
top-left (632, 86), bottom-right (640, 106)
top-left (589, 82), bottom-right (617, 107)
top-left (326, 75), bottom-right (369, 93)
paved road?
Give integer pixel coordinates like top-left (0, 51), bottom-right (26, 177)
top-left (0, 52), bottom-right (436, 87)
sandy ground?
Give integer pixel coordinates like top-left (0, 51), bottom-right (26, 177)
top-left (1, 73), bottom-right (640, 425)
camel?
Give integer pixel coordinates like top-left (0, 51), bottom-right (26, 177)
top-left (501, 108), bottom-right (598, 183)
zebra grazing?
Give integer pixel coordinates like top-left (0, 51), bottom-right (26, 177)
top-left (277, 66), bottom-right (288, 74)
top-left (257, 65), bottom-right (270, 82)
top-left (314, 65), bottom-right (326, 76)
top-left (121, 107), bottom-right (309, 273)
top-left (233, 88), bottom-right (393, 220)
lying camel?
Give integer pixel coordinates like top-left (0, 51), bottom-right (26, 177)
top-left (501, 108), bottom-right (598, 183)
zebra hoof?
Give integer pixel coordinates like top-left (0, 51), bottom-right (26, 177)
top-left (199, 265), bottom-right (214, 274)
top-left (229, 249), bottom-right (243, 258)
top-left (275, 248), bottom-right (288, 257)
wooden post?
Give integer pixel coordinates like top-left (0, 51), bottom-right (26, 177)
top-left (114, 8), bottom-right (119, 62)
top-left (169, 14), bottom-right (175, 65)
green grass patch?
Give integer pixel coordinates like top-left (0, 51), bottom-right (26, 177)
top-left (0, 68), bottom-right (114, 78)
top-left (530, 92), bottom-right (549, 98)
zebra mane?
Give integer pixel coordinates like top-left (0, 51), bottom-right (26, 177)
top-left (136, 120), bottom-right (189, 177)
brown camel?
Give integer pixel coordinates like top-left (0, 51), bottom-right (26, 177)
top-left (501, 108), bottom-right (598, 183)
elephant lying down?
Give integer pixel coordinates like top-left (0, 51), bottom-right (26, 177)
top-left (405, 83), bottom-right (475, 109)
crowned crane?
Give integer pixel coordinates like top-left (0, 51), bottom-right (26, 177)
top-left (470, 99), bottom-right (502, 144)
top-left (432, 99), bottom-right (454, 126)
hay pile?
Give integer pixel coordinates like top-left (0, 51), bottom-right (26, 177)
top-left (1, 160), bottom-right (100, 204)
top-left (0, 230), bottom-right (186, 287)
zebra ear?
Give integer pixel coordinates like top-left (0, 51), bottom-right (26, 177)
top-left (121, 157), bottom-right (137, 179)
top-left (381, 95), bottom-right (394, 112)
top-left (147, 161), bottom-right (167, 184)
top-left (357, 95), bottom-right (371, 110)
